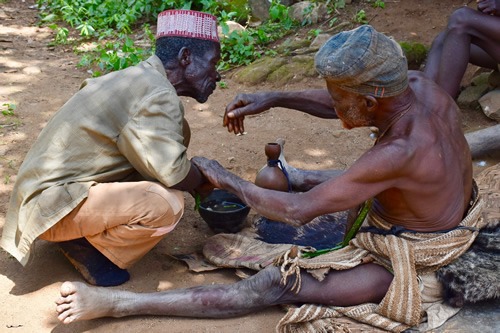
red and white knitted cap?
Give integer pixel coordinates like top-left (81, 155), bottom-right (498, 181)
top-left (156, 10), bottom-right (219, 43)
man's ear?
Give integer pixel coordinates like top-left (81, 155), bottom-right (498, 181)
top-left (364, 95), bottom-right (378, 112)
top-left (178, 47), bottom-right (191, 67)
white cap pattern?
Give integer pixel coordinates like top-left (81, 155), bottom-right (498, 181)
top-left (156, 10), bottom-right (219, 43)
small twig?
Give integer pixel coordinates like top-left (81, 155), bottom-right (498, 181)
top-left (367, 13), bottom-right (378, 24)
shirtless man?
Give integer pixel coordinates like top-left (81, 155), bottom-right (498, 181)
top-left (54, 25), bottom-right (482, 330)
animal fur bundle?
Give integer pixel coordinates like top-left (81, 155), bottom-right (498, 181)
top-left (436, 224), bottom-right (500, 307)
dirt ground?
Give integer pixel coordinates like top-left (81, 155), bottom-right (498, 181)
top-left (0, 0), bottom-right (498, 332)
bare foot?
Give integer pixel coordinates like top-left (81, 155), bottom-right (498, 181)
top-left (56, 281), bottom-right (117, 324)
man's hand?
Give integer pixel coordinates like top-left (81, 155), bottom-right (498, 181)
top-left (191, 156), bottom-right (229, 189)
top-left (477, 0), bottom-right (499, 15)
top-left (223, 93), bottom-right (272, 135)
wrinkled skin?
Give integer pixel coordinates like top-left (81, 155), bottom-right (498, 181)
top-left (168, 43), bottom-right (221, 195)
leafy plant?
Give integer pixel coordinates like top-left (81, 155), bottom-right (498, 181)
top-left (307, 28), bottom-right (322, 40)
top-left (217, 0), bottom-right (298, 70)
top-left (372, 0), bottom-right (385, 9)
top-left (354, 9), bottom-right (368, 24)
top-left (35, 0), bottom-right (297, 74)
top-left (1, 103), bottom-right (16, 116)
top-left (48, 24), bottom-right (69, 44)
top-left (78, 33), bottom-right (152, 76)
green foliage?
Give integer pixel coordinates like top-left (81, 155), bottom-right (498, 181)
top-left (307, 28), bottom-right (323, 40)
top-left (354, 9), bottom-right (368, 24)
top-left (35, 0), bottom-right (304, 74)
top-left (48, 24), bottom-right (69, 44)
top-left (218, 17), bottom-right (299, 71)
top-left (1, 103), bottom-right (16, 116)
top-left (326, 0), bottom-right (345, 11)
top-left (37, 0), bottom-right (174, 37)
top-left (219, 30), bottom-right (256, 70)
top-left (216, 1), bottom-right (298, 70)
top-left (76, 24), bottom-right (154, 76)
top-left (399, 41), bottom-right (428, 69)
top-left (372, 0), bottom-right (385, 9)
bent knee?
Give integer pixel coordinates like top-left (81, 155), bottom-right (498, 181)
top-left (141, 183), bottom-right (185, 229)
top-left (447, 7), bottom-right (479, 31)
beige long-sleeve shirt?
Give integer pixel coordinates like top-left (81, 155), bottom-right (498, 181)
top-left (1, 55), bottom-right (191, 265)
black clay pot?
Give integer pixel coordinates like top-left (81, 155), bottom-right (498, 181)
top-left (198, 189), bottom-right (250, 233)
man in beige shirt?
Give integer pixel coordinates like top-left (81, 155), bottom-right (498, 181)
top-left (1, 9), bottom-right (221, 286)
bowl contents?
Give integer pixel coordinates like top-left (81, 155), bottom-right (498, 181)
top-left (198, 189), bottom-right (250, 234)
top-left (202, 200), bottom-right (246, 212)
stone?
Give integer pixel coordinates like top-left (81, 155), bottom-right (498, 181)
top-left (471, 72), bottom-right (491, 87)
top-left (310, 33), bottom-right (332, 50)
top-left (248, 0), bottom-right (270, 22)
top-left (488, 70), bottom-right (500, 88)
top-left (478, 89), bottom-right (500, 121)
top-left (231, 56), bottom-right (287, 85)
top-left (290, 1), bottom-right (329, 24)
top-left (22, 66), bottom-right (41, 74)
top-left (218, 21), bottom-right (245, 38)
top-left (267, 55), bottom-right (317, 86)
top-left (457, 84), bottom-right (491, 108)
top-left (275, 37), bottom-right (311, 55)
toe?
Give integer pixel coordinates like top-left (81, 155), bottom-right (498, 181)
top-left (60, 281), bottom-right (77, 297)
top-left (56, 302), bottom-right (71, 314)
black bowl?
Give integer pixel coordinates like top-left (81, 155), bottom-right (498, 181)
top-left (198, 189), bottom-right (250, 233)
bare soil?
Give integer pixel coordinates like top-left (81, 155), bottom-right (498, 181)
top-left (0, 1), bottom-right (498, 332)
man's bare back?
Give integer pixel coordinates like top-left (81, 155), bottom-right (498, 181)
top-left (368, 71), bottom-right (473, 231)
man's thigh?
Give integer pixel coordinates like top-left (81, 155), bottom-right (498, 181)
top-left (40, 181), bottom-right (184, 241)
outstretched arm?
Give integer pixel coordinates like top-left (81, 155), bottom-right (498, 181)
top-left (224, 89), bottom-right (336, 135)
top-left (191, 150), bottom-right (392, 227)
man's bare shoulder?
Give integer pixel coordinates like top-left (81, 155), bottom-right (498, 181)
top-left (407, 70), bottom-right (458, 116)
top-left (407, 71), bottom-right (451, 97)
top-left (407, 70), bottom-right (440, 91)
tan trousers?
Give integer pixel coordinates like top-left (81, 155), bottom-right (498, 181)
top-left (40, 181), bottom-right (184, 269)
